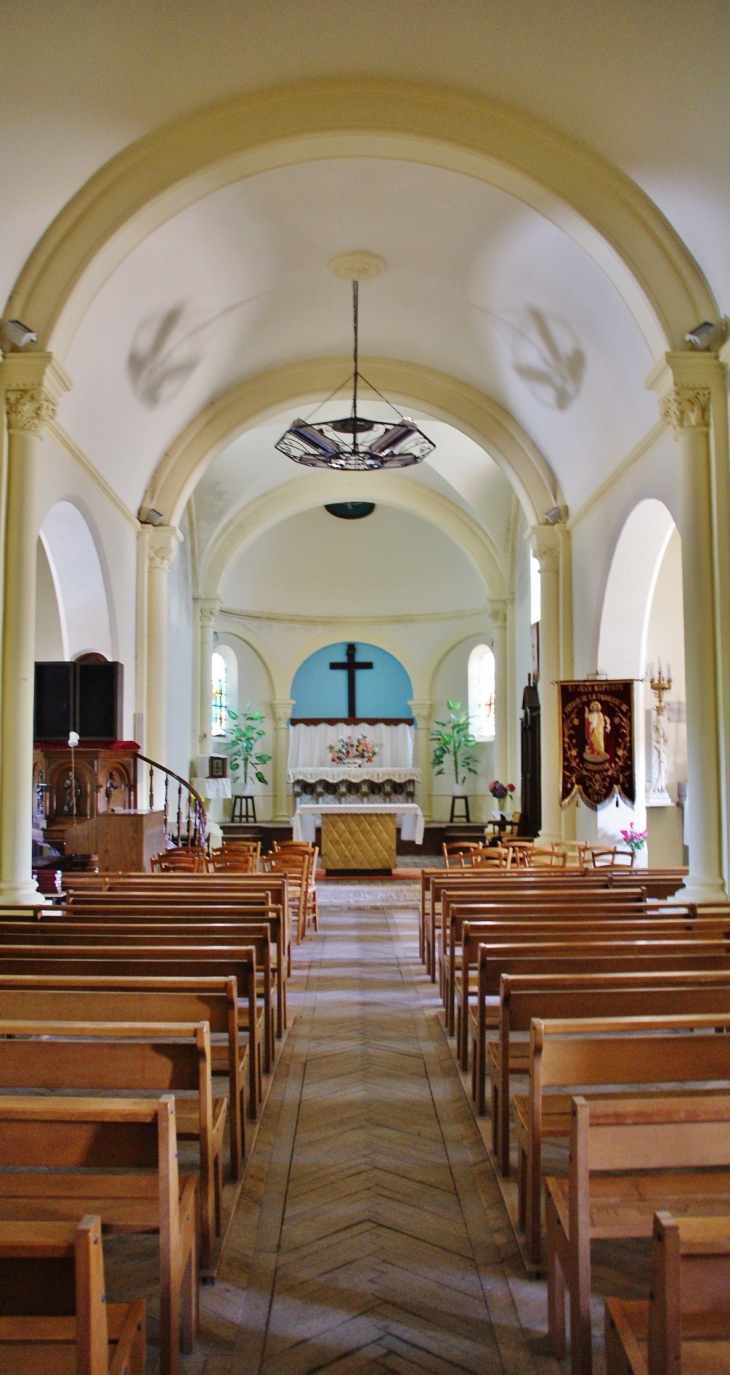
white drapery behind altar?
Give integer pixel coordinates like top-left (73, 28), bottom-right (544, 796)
top-left (287, 722), bottom-right (414, 770)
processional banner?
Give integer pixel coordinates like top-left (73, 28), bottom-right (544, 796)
top-left (559, 680), bottom-right (635, 810)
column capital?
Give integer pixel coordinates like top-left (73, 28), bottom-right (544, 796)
top-left (271, 698), bottom-right (295, 728)
top-left (647, 350), bottom-right (727, 435)
top-left (530, 524), bottom-right (561, 571)
top-left (408, 699), bottom-right (432, 726)
top-left (488, 598), bottom-right (508, 629)
top-left (2, 351), bottom-right (71, 434)
top-left (198, 598), bottom-right (220, 625)
top-left (147, 525), bottom-right (182, 572)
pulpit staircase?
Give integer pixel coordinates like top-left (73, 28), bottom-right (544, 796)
top-left (137, 752), bottom-right (207, 849)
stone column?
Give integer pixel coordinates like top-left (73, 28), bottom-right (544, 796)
top-left (198, 599), bottom-right (220, 754)
top-left (657, 371), bottom-right (725, 899)
top-left (145, 526), bottom-right (182, 767)
top-left (531, 525), bottom-right (562, 842)
top-left (271, 698), bottom-right (294, 821)
top-left (0, 353), bottom-right (70, 902)
top-left (488, 600), bottom-right (509, 786)
top-left (408, 698), bottom-right (432, 821)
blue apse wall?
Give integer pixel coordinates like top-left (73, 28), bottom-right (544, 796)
top-left (291, 643), bottom-right (413, 719)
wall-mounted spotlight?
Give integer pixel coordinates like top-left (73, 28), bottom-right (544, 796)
top-left (3, 319), bottom-right (38, 348)
top-left (140, 508), bottom-right (164, 526)
top-left (684, 320), bottom-right (727, 351)
top-left (544, 506), bottom-right (563, 525)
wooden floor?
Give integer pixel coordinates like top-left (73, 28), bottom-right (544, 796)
top-left (180, 885), bottom-right (573, 1375)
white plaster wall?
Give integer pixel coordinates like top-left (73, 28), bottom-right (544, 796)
top-left (36, 435), bottom-right (138, 738)
top-left (166, 511), bottom-right (194, 779)
top-left (35, 539), bottom-right (65, 660)
top-left (645, 527), bottom-right (686, 802)
top-left (430, 633), bottom-right (496, 823)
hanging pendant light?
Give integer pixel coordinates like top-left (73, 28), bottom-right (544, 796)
top-left (275, 275), bottom-right (435, 471)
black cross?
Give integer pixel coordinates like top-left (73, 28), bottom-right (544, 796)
top-left (329, 642), bottom-right (373, 718)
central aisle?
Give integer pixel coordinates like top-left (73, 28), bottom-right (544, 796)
top-left (214, 889), bottom-right (540, 1375)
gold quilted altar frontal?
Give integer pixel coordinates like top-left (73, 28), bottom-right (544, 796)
top-left (321, 811), bottom-right (397, 871)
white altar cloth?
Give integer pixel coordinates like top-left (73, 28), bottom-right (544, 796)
top-left (292, 803), bottom-right (424, 845)
top-left (287, 722), bottom-right (413, 770)
top-left (288, 766), bottom-right (421, 785)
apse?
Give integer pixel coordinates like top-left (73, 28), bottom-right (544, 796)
top-left (291, 643), bottom-right (413, 721)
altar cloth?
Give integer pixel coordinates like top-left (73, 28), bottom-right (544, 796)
top-left (292, 803), bottom-right (424, 845)
top-left (288, 766), bottom-right (421, 785)
top-left (288, 722), bottom-right (413, 770)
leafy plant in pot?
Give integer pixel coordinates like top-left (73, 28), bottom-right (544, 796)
top-left (225, 704), bottom-right (272, 796)
top-left (431, 701), bottom-right (478, 795)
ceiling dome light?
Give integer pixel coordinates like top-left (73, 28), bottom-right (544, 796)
top-left (276, 271), bottom-right (435, 472)
top-left (325, 502), bottom-right (375, 520)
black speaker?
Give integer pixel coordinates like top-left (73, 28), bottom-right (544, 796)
top-left (77, 661), bottom-right (124, 742)
top-left (34, 662), bottom-right (75, 741)
top-left (34, 661), bottom-right (124, 743)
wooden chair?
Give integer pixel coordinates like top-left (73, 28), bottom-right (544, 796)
top-left (263, 849), bottom-right (310, 943)
top-left (546, 1096), bottom-right (730, 1375)
top-left (219, 839), bottom-right (261, 867)
top-left (0, 1095), bottom-right (197, 1375)
top-left (150, 848), bottom-right (210, 873)
top-left (210, 851), bottom-right (258, 873)
top-left (442, 842), bottom-right (484, 868)
top-left (605, 1210), bottom-right (730, 1375)
top-left (272, 843), bottom-right (319, 934)
top-left (0, 1214), bottom-right (146, 1375)
top-left (591, 846), bottom-right (636, 869)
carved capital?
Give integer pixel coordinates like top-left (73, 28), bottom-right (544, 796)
top-left (660, 385), bottom-right (711, 433)
top-left (199, 600), bottom-right (220, 626)
top-left (408, 699), bottom-right (432, 728)
top-left (488, 599), bottom-right (508, 629)
top-left (271, 698), bottom-right (295, 728)
top-left (147, 525), bottom-right (182, 572)
top-left (531, 525), bottom-right (560, 572)
top-left (6, 386), bottom-right (57, 433)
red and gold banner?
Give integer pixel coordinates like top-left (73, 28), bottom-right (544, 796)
top-left (559, 680), bottom-right (635, 810)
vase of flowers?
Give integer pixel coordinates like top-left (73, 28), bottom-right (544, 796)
top-left (620, 823), bottom-right (647, 854)
top-left (328, 735), bottom-right (380, 767)
top-left (431, 702), bottom-right (477, 791)
top-left (489, 780), bottom-right (516, 814)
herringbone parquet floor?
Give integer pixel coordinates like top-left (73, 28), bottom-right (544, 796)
top-left (194, 887), bottom-right (553, 1375)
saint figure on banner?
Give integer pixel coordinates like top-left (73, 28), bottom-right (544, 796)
top-left (584, 699), bottom-right (611, 763)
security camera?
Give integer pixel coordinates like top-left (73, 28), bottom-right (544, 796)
top-left (3, 319), bottom-right (38, 348)
top-left (684, 320), bottom-right (726, 351)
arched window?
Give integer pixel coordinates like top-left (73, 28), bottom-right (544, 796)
top-left (211, 651), bottom-right (227, 736)
top-left (468, 643), bottom-right (496, 742)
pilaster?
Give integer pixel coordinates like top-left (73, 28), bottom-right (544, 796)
top-left (198, 598), bottom-right (220, 752)
top-left (145, 524), bottom-right (182, 767)
top-left (409, 698), bottom-right (433, 821)
top-left (488, 600), bottom-right (509, 787)
top-left (271, 698), bottom-right (295, 821)
top-left (530, 524), bottom-right (563, 842)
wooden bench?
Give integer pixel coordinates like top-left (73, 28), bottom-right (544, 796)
top-left (605, 1210), bottom-right (730, 1375)
top-left (524, 1012), bottom-right (730, 1267)
top-left (0, 1018), bottom-right (223, 1271)
top-left (477, 968), bottom-right (730, 1162)
top-left (0, 1214), bottom-right (146, 1375)
top-left (0, 934), bottom-right (277, 1076)
top-left (0, 1095), bottom-right (196, 1375)
top-left (546, 1095), bottom-right (730, 1375)
top-left (0, 973), bottom-right (257, 1179)
top-left (454, 912), bottom-right (721, 1069)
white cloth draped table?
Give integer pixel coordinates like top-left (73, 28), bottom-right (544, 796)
top-left (287, 722), bottom-right (414, 770)
top-left (288, 766), bottom-right (421, 785)
top-left (193, 777), bottom-right (232, 800)
top-left (292, 803), bottom-right (424, 845)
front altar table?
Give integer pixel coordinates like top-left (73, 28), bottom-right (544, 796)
top-left (292, 803), bottom-right (424, 872)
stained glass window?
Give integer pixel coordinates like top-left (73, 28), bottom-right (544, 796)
top-left (469, 643), bottom-right (496, 742)
top-left (211, 651), bottom-right (226, 736)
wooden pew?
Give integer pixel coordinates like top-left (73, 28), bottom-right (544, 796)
top-left (476, 967), bottom-right (730, 1161)
top-left (546, 1096), bottom-right (730, 1375)
top-left (0, 933), bottom-right (277, 1076)
top-left (453, 912), bottom-right (723, 1068)
top-left (0, 1019), bottom-right (223, 1271)
top-left (0, 1214), bottom-right (146, 1375)
top-left (524, 1012), bottom-right (730, 1268)
top-left (605, 1211), bottom-right (730, 1375)
top-left (0, 1096), bottom-right (196, 1375)
top-left (0, 973), bottom-right (256, 1179)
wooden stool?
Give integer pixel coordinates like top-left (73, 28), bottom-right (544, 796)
top-left (449, 795), bottom-right (470, 822)
top-left (231, 795), bottom-right (257, 823)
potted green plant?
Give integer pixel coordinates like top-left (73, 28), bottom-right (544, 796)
top-left (225, 703), bottom-right (272, 795)
top-left (431, 700), bottom-right (478, 794)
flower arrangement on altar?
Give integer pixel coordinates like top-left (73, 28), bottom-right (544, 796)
top-left (620, 822), bottom-right (647, 853)
top-left (328, 735), bottom-right (381, 766)
top-left (489, 780), bottom-right (516, 802)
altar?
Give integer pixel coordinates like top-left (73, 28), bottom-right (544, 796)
top-left (287, 719), bottom-right (419, 801)
top-left (292, 803), bottom-right (425, 871)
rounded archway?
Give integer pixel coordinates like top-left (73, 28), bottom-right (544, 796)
top-left (37, 501), bottom-right (113, 661)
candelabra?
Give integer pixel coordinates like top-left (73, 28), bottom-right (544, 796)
top-left (646, 660), bottom-right (672, 804)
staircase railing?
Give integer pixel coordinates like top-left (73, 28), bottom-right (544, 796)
top-left (136, 753), bottom-right (207, 849)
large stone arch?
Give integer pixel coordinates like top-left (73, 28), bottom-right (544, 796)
top-left (202, 473), bottom-right (506, 603)
top-left (145, 357), bottom-right (558, 530)
top-left (6, 79), bottom-right (717, 365)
